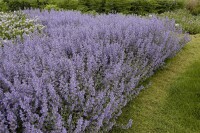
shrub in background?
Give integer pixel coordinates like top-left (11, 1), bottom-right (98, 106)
top-left (56, 0), bottom-right (79, 11)
top-left (160, 9), bottom-right (200, 34)
top-left (129, 0), bottom-right (158, 15)
top-left (0, 1), bottom-right (9, 12)
top-left (44, 4), bottom-right (60, 11)
top-left (2, 0), bottom-right (32, 11)
top-left (103, 0), bottom-right (132, 14)
top-left (1, 0), bottom-right (185, 15)
top-left (2, 0), bottom-right (48, 11)
top-left (76, 0), bottom-right (184, 15)
top-left (0, 11), bottom-right (44, 45)
top-left (156, 0), bottom-right (184, 13)
top-left (185, 0), bottom-right (200, 15)
top-left (0, 10), bottom-right (189, 132)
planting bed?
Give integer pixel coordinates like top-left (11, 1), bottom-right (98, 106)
top-left (0, 10), bottom-right (189, 133)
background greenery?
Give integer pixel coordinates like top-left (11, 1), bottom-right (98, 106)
top-left (159, 9), bottom-right (200, 34)
top-left (0, 0), bottom-right (184, 15)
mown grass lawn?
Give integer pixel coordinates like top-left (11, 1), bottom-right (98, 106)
top-left (111, 34), bottom-right (200, 133)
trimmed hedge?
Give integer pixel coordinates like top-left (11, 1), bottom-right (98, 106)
top-left (0, 0), bottom-right (184, 15)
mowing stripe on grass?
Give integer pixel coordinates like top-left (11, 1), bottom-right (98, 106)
top-left (111, 34), bottom-right (200, 133)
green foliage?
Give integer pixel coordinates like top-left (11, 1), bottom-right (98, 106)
top-left (1, 0), bottom-right (185, 15)
top-left (2, 0), bottom-right (48, 11)
top-left (130, 0), bottom-right (158, 15)
top-left (160, 9), bottom-right (200, 34)
top-left (185, 0), bottom-right (200, 15)
top-left (0, 11), bottom-right (44, 45)
top-left (96, 0), bottom-right (183, 15)
top-left (84, 10), bottom-right (98, 16)
top-left (0, 1), bottom-right (9, 12)
top-left (44, 4), bottom-right (60, 11)
top-left (191, 5), bottom-right (200, 15)
top-left (103, 0), bottom-right (132, 14)
top-left (156, 0), bottom-right (184, 13)
top-left (57, 0), bottom-right (79, 10)
top-left (3, 0), bottom-right (32, 11)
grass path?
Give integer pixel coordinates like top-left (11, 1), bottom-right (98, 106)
top-left (111, 34), bottom-right (200, 133)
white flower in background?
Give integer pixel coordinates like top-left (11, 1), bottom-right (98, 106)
top-left (175, 23), bottom-right (179, 27)
top-left (0, 11), bottom-right (44, 43)
top-left (149, 14), bottom-right (153, 17)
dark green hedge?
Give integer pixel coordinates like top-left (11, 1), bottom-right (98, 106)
top-left (0, 0), bottom-right (184, 15)
top-left (1, 0), bottom-right (48, 11)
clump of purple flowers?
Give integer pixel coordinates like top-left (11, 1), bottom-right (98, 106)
top-left (0, 10), bottom-right (189, 133)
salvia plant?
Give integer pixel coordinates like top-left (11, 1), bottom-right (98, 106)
top-left (0, 11), bottom-right (45, 45)
top-left (0, 9), bottom-right (190, 133)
